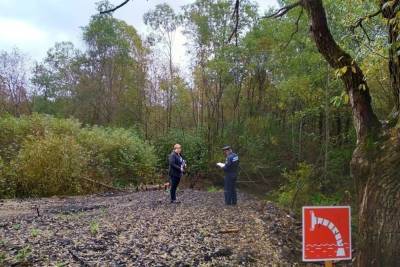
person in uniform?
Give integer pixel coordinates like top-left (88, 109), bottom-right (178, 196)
top-left (217, 145), bottom-right (239, 205)
top-left (168, 144), bottom-right (186, 203)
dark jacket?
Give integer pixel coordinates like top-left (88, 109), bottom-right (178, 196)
top-left (223, 152), bottom-right (239, 176)
top-left (169, 151), bottom-right (184, 178)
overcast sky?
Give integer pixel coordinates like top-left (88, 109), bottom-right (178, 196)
top-left (0, 0), bottom-right (278, 66)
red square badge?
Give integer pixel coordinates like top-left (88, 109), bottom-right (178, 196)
top-left (302, 206), bottom-right (352, 262)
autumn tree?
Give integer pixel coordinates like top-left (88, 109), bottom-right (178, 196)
top-left (144, 3), bottom-right (181, 130)
top-left (80, 1), bottom-right (146, 125)
top-left (31, 41), bottom-right (81, 116)
top-left (265, 0), bottom-right (399, 265)
top-left (0, 48), bottom-right (30, 116)
top-left (32, 1), bottom-right (147, 127)
top-left (182, 0), bottom-right (257, 156)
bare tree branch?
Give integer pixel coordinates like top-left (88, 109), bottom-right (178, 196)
top-left (228, 0), bottom-right (240, 44)
top-left (100, 0), bottom-right (131, 14)
top-left (350, 9), bottom-right (382, 42)
top-left (261, 1), bottom-right (303, 50)
top-left (262, 1), bottom-right (301, 19)
top-left (352, 9), bottom-right (382, 27)
top-left (281, 8), bottom-right (304, 50)
top-left (362, 42), bottom-right (389, 60)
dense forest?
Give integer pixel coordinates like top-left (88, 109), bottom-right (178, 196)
top-left (1, 0), bottom-right (399, 265)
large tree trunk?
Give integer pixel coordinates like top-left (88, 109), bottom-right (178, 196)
top-left (352, 133), bottom-right (400, 266)
top-left (300, 0), bottom-right (400, 265)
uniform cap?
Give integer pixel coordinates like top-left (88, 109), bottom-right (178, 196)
top-left (222, 145), bottom-right (231, 150)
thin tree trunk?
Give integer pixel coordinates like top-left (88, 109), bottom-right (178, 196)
top-left (336, 115), bottom-right (342, 146)
top-left (167, 42), bottom-right (174, 130)
top-left (324, 64), bottom-right (329, 180)
top-left (291, 113), bottom-right (295, 157)
top-left (318, 111), bottom-right (323, 143)
top-left (298, 117), bottom-right (303, 161)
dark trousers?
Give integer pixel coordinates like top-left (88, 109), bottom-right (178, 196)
top-left (170, 176), bottom-right (181, 202)
top-left (224, 175), bottom-right (237, 205)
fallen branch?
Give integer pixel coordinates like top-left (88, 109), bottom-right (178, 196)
top-left (81, 176), bottom-right (126, 192)
top-left (136, 184), bottom-right (166, 191)
top-left (81, 176), bottom-right (170, 193)
top-left (219, 228), bottom-right (240, 234)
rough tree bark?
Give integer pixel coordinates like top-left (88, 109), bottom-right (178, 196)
top-left (382, 0), bottom-right (400, 116)
top-left (298, 0), bottom-right (400, 265)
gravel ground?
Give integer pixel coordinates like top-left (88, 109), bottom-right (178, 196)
top-left (0, 189), bottom-right (301, 266)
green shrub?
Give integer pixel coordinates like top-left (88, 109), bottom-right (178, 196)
top-left (221, 116), bottom-right (292, 187)
top-left (0, 115), bottom-right (32, 161)
top-left (89, 220), bottom-right (100, 235)
top-left (268, 162), bottom-right (315, 212)
top-left (15, 245), bottom-right (31, 263)
top-left (14, 135), bottom-right (87, 197)
top-left (323, 147), bottom-right (353, 194)
top-left (0, 114), bottom-right (160, 197)
top-left (0, 113), bottom-right (81, 161)
top-left (77, 126), bottom-right (157, 186)
top-left (0, 155), bottom-right (16, 198)
top-left (153, 130), bottom-right (208, 177)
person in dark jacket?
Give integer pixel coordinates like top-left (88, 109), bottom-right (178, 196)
top-left (168, 144), bottom-right (186, 203)
top-left (217, 145), bottom-right (239, 205)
